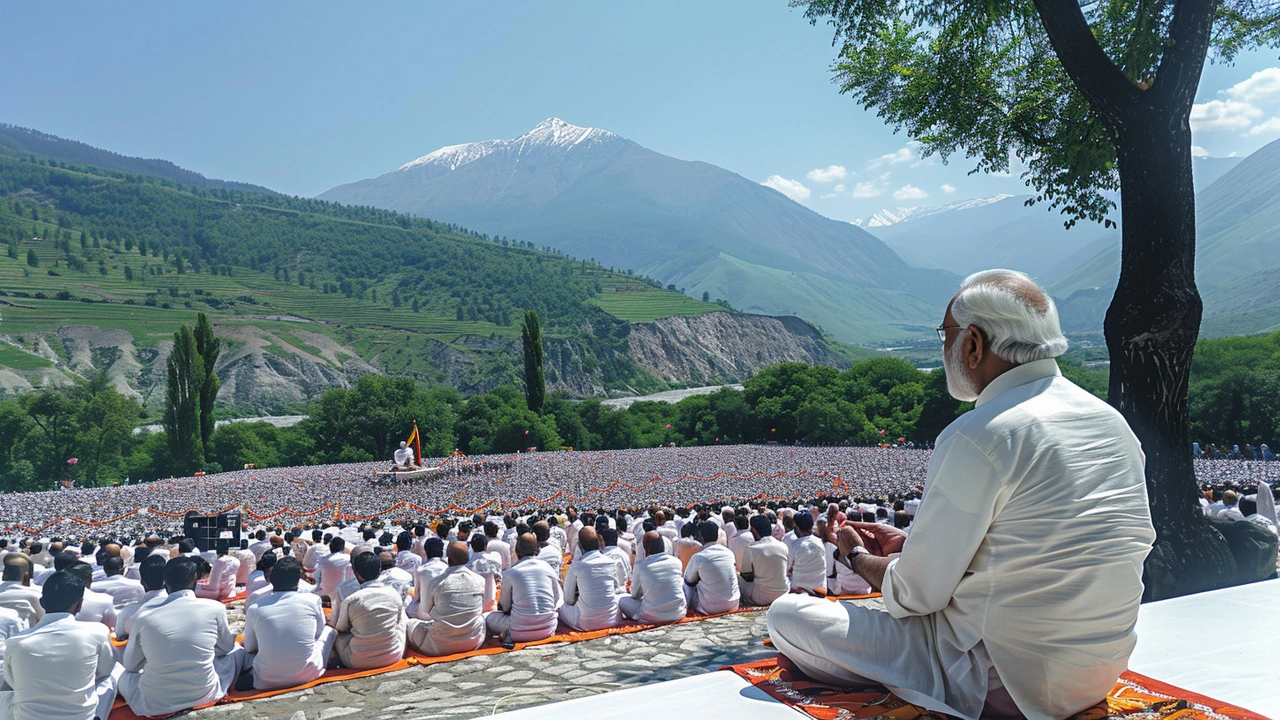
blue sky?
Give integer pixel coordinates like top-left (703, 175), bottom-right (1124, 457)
top-left (2, 1), bottom-right (1278, 224)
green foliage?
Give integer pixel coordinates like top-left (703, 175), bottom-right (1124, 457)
top-left (193, 313), bottom-right (221, 453)
top-left (457, 386), bottom-right (563, 454)
top-left (522, 310), bottom-right (545, 414)
top-left (164, 324), bottom-right (204, 473)
top-left (1190, 331), bottom-right (1280, 446)
top-left (295, 375), bottom-right (460, 464)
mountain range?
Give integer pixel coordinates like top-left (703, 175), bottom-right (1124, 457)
top-left (320, 118), bottom-right (956, 344)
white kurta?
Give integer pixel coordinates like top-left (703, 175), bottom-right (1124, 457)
top-left (74, 589), bottom-right (116, 631)
top-left (114, 589), bottom-right (167, 641)
top-left (739, 536), bottom-right (789, 606)
top-left (559, 550), bottom-right (623, 631)
top-left (407, 566), bottom-right (486, 656)
top-left (683, 543), bottom-right (739, 615)
top-left (2, 612), bottom-right (120, 720)
top-left (0, 583), bottom-right (43, 628)
top-left (486, 557), bottom-right (562, 642)
top-left (333, 581), bottom-right (407, 670)
top-left (315, 552), bottom-right (354, 600)
top-left (93, 575), bottom-right (145, 609)
top-left (119, 589), bottom-right (244, 717)
top-left (243, 591), bottom-right (335, 690)
top-left (620, 552), bottom-right (686, 622)
top-left (787, 534), bottom-right (827, 593)
top-left (771, 359), bottom-right (1155, 720)
top-left (407, 558), bottom-right (448, 619)
top-left (195, 554), bottom-right (240, 600)
top-left (466, 553), bottom-right (503, 613)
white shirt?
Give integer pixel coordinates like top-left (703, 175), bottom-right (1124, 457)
top-left (486, 538), bottom-right (514, 569)
top-left (120, 589), bottom-right (240, 717)
top-left (740, 536), bottom-right (790, 602)
top-left (602, 545), bottom-right (632, 585)
top-left (333, 580), bottom-right (406, 670)
top-left (199, 554), bottom-right (240, 599)
top-left (395, 550), bottom-right (423, 573)
top-left (683, 543), bottom-right (740, 614)
top-left (75, 589), bottom-right (116, 631)
top-left (302, 543), bottom-right (329, 572)
top-left (561, 550), bottom-right (623, 631)
top-left (115, 589), bottom-right (167, 641)
top-left (628, 553), bottom-right (686, 623)
top-left (0, 582), bottom-right (43, 628)
top-left (880, 359), bottom-right (1155, 720)
top-left (94, 574), bottom-right (145, 609)
top-left (243, 591), bottom-right (329, 690)
top-left (233, 549), bottom-right (257, 585)
top-left (536, 543), bottom-right (563, 574)
top-left (315, 552), bottom-right (354, 599)
top-left (409, 558), bottom-right (448, 619)
top-left (3, 612), bottom-right (117, 720)
top-left (496, 557), bottom-right (563, 641)
top-left (787, 534), bottom-right (827, 592)
top-left (0, 606), bottom-right (23, 667)
top-left (393, 447), bottom-right (414, 465)
top-left (727, 530), bottom-right (753, 569)
top-left (415, 566), bottom-right (486, 656)
top-left (466, 552), bottom-right (503, 613)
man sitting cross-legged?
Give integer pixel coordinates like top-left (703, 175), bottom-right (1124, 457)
top-left (114, 554), bottom-right (168, 642)
top-left (486, 533), bottom-right (562, 646)
top-left (407, 538), bottom-right (448, 619)
top-left (65, 562), bottom-right (116, 632)
top-left (93, 555), bottom-right (144, 609)
top-left (195, 544), bottom-right (241, 601)
top-left (315, 536), bottom-right (353, 604)
top-left (119, 556), bottom-right (245, 717)
top-left (333, 551), bottom-right (407, 670)
top-left (558, 527), bottom-right (625, 632)
top-left (683, 521), bottom-right (740, 615)
top-left (407, 542), bottom-right (487, 656)
top-left (0, 570), bottom-right (122, 720)
top-left (0, 556), bottom-right (44, 628)
top-left (787, 511), bottom-right (828, 597)
top-left (239, 557), bottom-right (336, 691)
top-left (620, 531), bottom-right (687, 624)
top-left (739, 514), bottom-right (790, 606)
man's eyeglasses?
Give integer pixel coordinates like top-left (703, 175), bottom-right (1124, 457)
top-left (936, 324), bottom-right (961, 344)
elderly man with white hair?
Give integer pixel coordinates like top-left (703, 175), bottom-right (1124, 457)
top-left (767, 269), bottom-right (1156, 720)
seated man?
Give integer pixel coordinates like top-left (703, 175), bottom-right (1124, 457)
top-left (233, 540), bottom-right (257, 587)
top-left (1, 571), bottom-right (122, 720)
top-left (119, 557), bottom-right (245, 717)
top-left (314, 537), bottom-right (353, 603)
top-left (0, 556), bottom-right (43, 628)
top-left (115, 554), bottom-right (168, 641)
top-left (787, 511), bottom-right (828, 597)
top-left (394, 532), bottom-right (422, 573)
top-left (683, 521), bottom-right (739, 615)
top-left (674, 521), bottom-right (703, 571)
top-left (767, 270), bottom-right (1157, 720)
top-left (739, 514), bottom-right (790, 606)
top-left (195, 545), bottom-right (241, 601)
top-left (64, 563), bottom-right (116, 631)
top-left (531, 521), bottom-right (563, 575)
top-left (333, 552), bottom-right (407, 670)
top-left (94, 555), bottom-right (145, 609)
top-left (391, 441), bottom-right (419, 471)
top-left (407, 542), bottom-right (486, 656)
top-left (466, 533), bottom-right (502, 613)
top-left (558, 528), bottom-right (624, 632)
top-left (407, 538), bottom-right (448, 619)
top-left (377, 551), bottom-right (414, 605)
top-left (826, 526), bottom-right (873, 597)
top-left (241, 557), bottom-right (336, 691)
top-left (599, 528), bottom-right (631, 586)
top-left (486, 533), bottom-right (562, 645)
top-left (621, 531), bottom-right (687, 623)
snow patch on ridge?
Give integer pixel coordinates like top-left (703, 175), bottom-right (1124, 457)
top-left (395, 118), bottom-right (619, 174)
top-left (858, 194), bottom-right (1017, 227)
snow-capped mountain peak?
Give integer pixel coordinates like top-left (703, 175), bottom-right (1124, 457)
top-left (858, 194), bottom-right (1016, 227)
top-left (395, 118), bottom-right (618, 174)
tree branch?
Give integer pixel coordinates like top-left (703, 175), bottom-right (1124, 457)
top-left (1031, 0), bottom-right (1138, 124)
top-left (1153, 0), bottom-right (1221, 112)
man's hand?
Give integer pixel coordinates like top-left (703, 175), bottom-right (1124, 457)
top-left (848, 522), bottom-right (907, 556)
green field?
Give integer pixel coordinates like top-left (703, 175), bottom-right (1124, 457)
top-left (588, 275), bottom-right (721, 322)
top-left (0, 343), bottom-right (52, 370)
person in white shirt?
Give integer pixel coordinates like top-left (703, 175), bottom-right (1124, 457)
top-left (246, 552), bottom-right (277, 598)
top-left (93, 555), bottom-right (145, 609)
top-left (240, 557), bottom-right (336, 691)
top-left (115, 555), bottom-right (168, 642)
top-left (559, 528), bottom-right (624, 632)
top-left (196, 546), bottom-right (241, 600)
top-left (119, 556), bottom-right (245, 717)
top-left (787, 512), bottom-right (828, 596)
top-left (826, 527), bottom-right (874, 597)
top-left (466, 534), bottom-right (503, 613)
top-left (682, 521), bottom-right (740, 615)
top-left (564, 509), bottom-right (582, 559)
top-left (484, 522), bottom-right (513, 569)
top-left (407, 542), bottom-right (487, 656)
top-left (1217, 490), bottom-right (1246, 522)
top-left (65, 564), bottom-right (116, 632)
top-left (377, 551), bottom-right (414, 605)
top-left (673, 522), bottom-right (703, 571)
top-left (600, 529), bottom-right (632, 586)
top-left (0, 606), bottom-right (22, 670)
top-left (779, 510), bottom-right (798, 555)
top-left (232, 541), bottom-right (257, 587)
top-left (394, 533), bottom-right (422, 573)
top-left (739, 515), bottom-right (790, 606)
top-left (727, 516), bottom-right (753, 568)
top-left (315, 537), bottom-right (354, 602)
top-left (1, 571), bottom-right (122, 720)
top-left (532, 522), bottom-right (563, 575)
top-left (486, 534), bottom-right (563, 645)
top-left (767, 270), bottom-right (1156, 720)
top-left (333, 552), bottom-right (407, 670)
top-left (620, 532), bottom-right (687, 623)
top-left (1239, 497), bottom-right (1279, 536)
top-left (302, 532), bottom-right (330, 575)
top-left (392, 441), bottom-right (418, 470)
top-left (0, 557), bottom-right (44, 628)
top-left (248, 531), bottom-right (272, 561)
top-left (407, 538), bottom-right (448, 619)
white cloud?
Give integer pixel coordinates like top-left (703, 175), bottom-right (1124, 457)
top-left (1191, 99), bottom-right (1264, 131)
top-left (1191, 145), bottom-right (1210, 158)
top-left (833, 183), bottom-right (846, 193)
top-left (940, 183), bottom-right (956, 193)
top-left (869, 145), bottom-right (914, 169)
top-left (851, 181), bottom-right (884, 198)
top-left (1225, 67), bottom-right (1280, 104)
top-left (762, 175), bottom-right (810, 201)
top-left (806, 165), bottom-right (849, 183)
top-left (1247, 116), bottom-right (1280, 137)
top-left (893, 184), bottom-right (928, 201)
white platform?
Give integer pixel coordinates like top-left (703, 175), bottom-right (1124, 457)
top-left (499, 579), bottom-right (1280, 719)
top-left (1129, 578), bottom-right (1279, 718)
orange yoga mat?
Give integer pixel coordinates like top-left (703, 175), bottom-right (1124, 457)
top-left (725, 656), bottom-right (1270, 720)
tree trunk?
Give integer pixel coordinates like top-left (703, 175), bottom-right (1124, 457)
top-left (1107, 106), bottom-right (1237, 601)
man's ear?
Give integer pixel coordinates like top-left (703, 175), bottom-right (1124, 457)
top-left (965, 324), bottom-right (985, 369)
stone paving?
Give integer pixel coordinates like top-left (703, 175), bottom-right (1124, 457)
top-left (190, 610), bottom-right (775, 720)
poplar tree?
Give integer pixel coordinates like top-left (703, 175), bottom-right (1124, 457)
top-left (522, 310), bottom-right (546, 414)
top-left (193, 313), bottom-right (221, 456)
top-left (164, 325), bottom-right (204, 473)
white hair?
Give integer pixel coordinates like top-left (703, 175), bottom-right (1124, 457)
top-left (951, 269), bottom-right (1067, 364)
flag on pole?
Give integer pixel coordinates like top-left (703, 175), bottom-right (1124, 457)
top-left (406, 421), bottom-right (421, 465)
